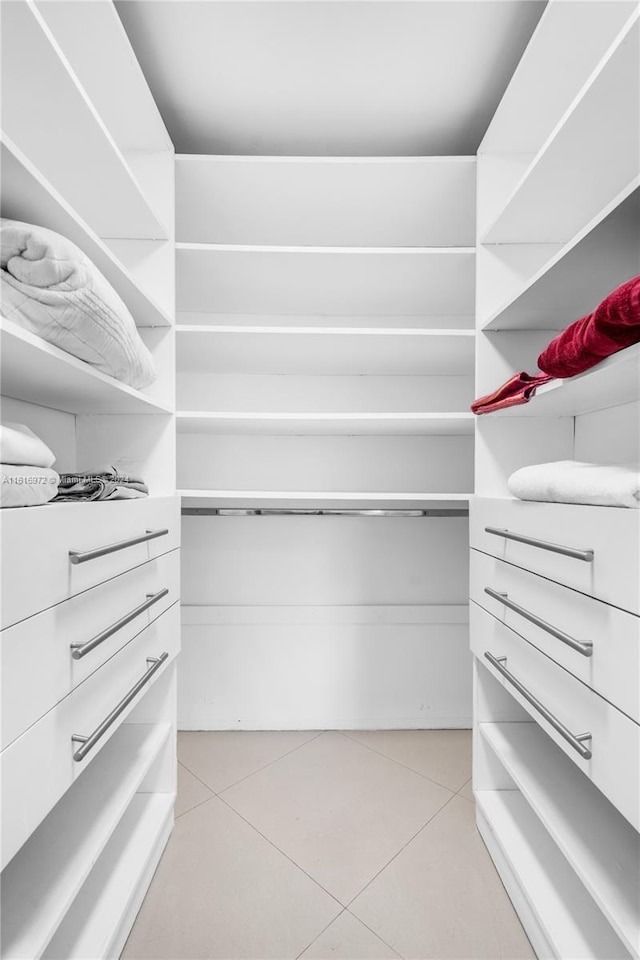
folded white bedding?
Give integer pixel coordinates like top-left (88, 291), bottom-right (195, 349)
top-left (1, 464), bottom-right (59, 508)
top-left (0, 422), bottom-right (55, 468)
top-left (508, 460), bottom-right (640, 509)
top-left (1, 219), bottom-right (155, 389)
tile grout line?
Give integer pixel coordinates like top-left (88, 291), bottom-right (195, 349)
top-left (216, 791), bottom-right (347, 911)
top-left (343, 908), bottom-right (406, 960)
top-left (339, 731), bottom-right (470, 795)
top-left (345, 791), bottom-right (458, 913)
top-left (178, 730), bottom-right (326, 797)
top-left (293, 907), bottom-right (348, 960)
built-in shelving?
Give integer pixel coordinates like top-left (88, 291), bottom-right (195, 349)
top-left (1, 723), bottom-right (170, 960)
top-left (489, 343), bottom-right (640, 420)
top-left (176, 326), bottom-right (475, 375)
top-left (481, 722), bottom-right (640, 957)
top-left (480, 10), bottom-right (639, 244)
top-left (42, 792), bottom-right (174, 960)
top-left (176, 244), bottom-right (475, 317)
top-left (179, 490), bottom-right (472, 510)
top-left (177, 411), bottom-right (475, 436)
top-left (1, 0), bottom-right (168, 240)
top-left (0, 317), bottom-right (173, 416)
top-left (480, 181), bottom-right (640, 331)
top-left (0, 135), bottom-right (172, 329)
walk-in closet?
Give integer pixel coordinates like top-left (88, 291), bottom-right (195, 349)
top-left (1, 2), bottom-right (638, 958)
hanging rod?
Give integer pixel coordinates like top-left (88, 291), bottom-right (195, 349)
top-left (181, 508), bottom-right (469, 517)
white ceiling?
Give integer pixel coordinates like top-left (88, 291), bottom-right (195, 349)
top-left (116, 1), bottom-right (545, 157)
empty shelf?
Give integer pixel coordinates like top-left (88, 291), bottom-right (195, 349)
top-left (179, 490), bottom-right (472, 510)
top-left (176, 412), bottom-right (475, 436)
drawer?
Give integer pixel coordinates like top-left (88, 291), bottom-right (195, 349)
top-left (470, 497), bottom-right (640, 615)
top-left (1, 496), bottom-right (180, 628)
top-left (471, 550), bottom-right (640, 723)
top-left (1, 549), bottom-right (180, 751)
top-left (1, 602), bottom-right (179, 870)
top-left (471, 601), bottom-right (640, 831)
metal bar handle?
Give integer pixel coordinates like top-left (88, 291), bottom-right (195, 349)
top-left (72, 652), bottom-right (169, 761)
top-left (70, 588), bottom-right (170, 660)
top-left (484, 652), bottom-right (592, 759)
top-left (69, 528), bottom-right (169, 565)
top-left (484, 587), bottom-right (593, 658)
top-left (484, 526), bottom-right (594, 562)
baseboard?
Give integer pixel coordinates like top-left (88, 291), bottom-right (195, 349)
top-left (177, 718), bottom-right (472, 731)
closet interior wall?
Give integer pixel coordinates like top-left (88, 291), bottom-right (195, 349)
top-left (0, 2), bottom-right (179, 958)
top-left (176, 157), bottom-right (477, 730)
top-left (471, 3), bottom-right (640, 958)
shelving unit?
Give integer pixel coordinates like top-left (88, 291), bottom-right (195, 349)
top-left (179, 491), bottom-right (472, 510)
top-left (0, 1), bottom-right (178, 955)
top-left (177, 412), bottom-right (474, 436)
top-left (472, 3), bottom-right (640, 956)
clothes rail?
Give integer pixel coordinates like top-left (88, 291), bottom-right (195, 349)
top-left (181, 508), bottom-right (470, 517)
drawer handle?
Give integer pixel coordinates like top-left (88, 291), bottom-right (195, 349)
top-left (69, 528), bottom-right (169, 565)
top-left (484, 587), bottom-right (593, 658)
top-left (71, 652), bottom-right (169, 761)
top-left (484, 527), bottom-right (594, 562)
top-left (70, 588), bottom-right (170, 660)
top-left (484, 652), bottom-right (592, 760)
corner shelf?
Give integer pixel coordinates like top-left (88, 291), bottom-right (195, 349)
top-left (1, 1), bottom-right (168, 241)
top-left (480, 11), bottom-right (639, 245)
top-left (176, 326), bottom-right (475, 375)
top-left (1, 723), bottom-right (170, 960)
top-left (0, 135), bottom-right (172, 329)
top-left (0, 317), bottom-right (173, 416)
top-left (179, 490), bottom-right (472, 510)
top-left (487, 343), bottom-right (640, 419)
top-left (176, 411), bottom-right (475, 436)
top-left (481, 722), bottom-right (640, 957)
top-left (476, 790), bottom-right (632, 960)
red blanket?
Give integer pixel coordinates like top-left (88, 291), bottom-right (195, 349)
top-left (471, 372), bottom-right (554, 415)
top-left (538, 275), bottom-right (640, 378)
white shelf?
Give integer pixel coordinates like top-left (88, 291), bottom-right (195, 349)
top-left (481, 181), bottom-right (640, 331)
top-left (480, 11), bottom-right (640, 244)
top-left (176, 155), bottom-right (476, 247)
top-left (42, 792), bottom-right (174, 960)
top-left (176, 244), bottom-right (475, 317)
top-left (176, 326), bottom-right (475, 376)
top-left (476, 790), bottom-right (632, 960)
top-left (481, 722), bottom-right (640, 957)
top-left (176, 412), bottom-right (475, 437)
top-left (0, 134), bottom-right (172, 329)
top-left (489, 343), bottom-right (640, 420)
top-left (0, 317), bottom-right (172, 416)
top-left (1, 723), bottom-right (171, 960)
top-left (1, 1), bottom-right (168, 241)
top-left (179, 490), bottom-right (472, 510)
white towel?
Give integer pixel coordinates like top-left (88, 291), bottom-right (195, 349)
top-left (0, 464), bottom-right (59, 508)
top-left (1, 219), bottom-right (156, 390)
top-left (0, 422), bottom-right (55, 468)
top-left (508, 460), bottom-right (640, 509)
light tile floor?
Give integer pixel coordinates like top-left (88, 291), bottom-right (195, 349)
top-left (123, 731), bottom-right (534, 960)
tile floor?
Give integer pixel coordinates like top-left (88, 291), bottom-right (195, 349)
top-left (123, 730), bottom-right (534, 960)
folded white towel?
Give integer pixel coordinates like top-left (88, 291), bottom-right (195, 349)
top-left (0, 422), bottom-right (55, 468)
top-left (508, 460), bottom-right (640, 509)
top-left (1, 219), bottom-right (156, 390)
top-left (1, 464), bottom-right (59, 508)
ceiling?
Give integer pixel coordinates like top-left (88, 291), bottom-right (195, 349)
top-left (116, 1), bottom-right (546, 157)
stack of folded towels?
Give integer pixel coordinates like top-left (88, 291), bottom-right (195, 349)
top-left (0, 423), bottom-right (59, 508)
top-left (1, 218), bottom-right (156, 389)
top-left (53, 466), bottom-right (149, 502)
top-left (508, 461), bottom-right (640, 509)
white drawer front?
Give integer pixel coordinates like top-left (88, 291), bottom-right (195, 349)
top-left (1, 550), bottom-right (180, 751)
top-left (471, 601), bottom-right (640, 831)
top-left (1, 602), bottom-right (180, 870)
top-left (470, 550), bottom-right (640, 724)
top-left (1, 496), bottom-right (180, 629)
top-left (470, 498), bottom-right (640, 615)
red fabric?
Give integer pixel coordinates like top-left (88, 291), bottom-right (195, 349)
top-left (471, 371), bottom-right (554, 415)
top-left (538, 275), bottom-right (640, 378)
